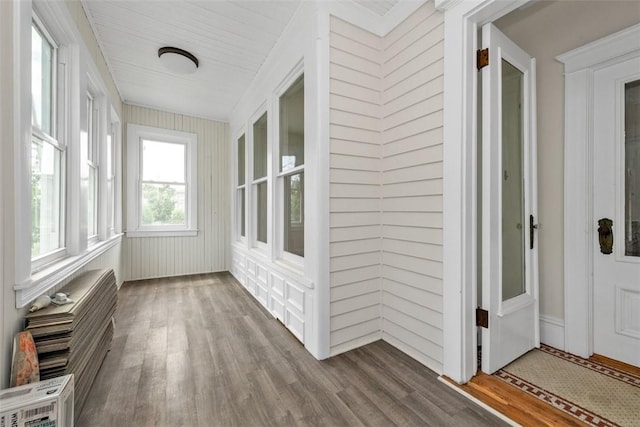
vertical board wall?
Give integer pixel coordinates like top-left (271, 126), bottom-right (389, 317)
top-left (123, 104), bottom-right (230, 281)
top-left (329, 17), bottom-right (383, 355)
top-left (328, 2), bottom-right (444, 372)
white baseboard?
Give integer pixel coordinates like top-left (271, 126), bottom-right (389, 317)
top-left (540, 315), bottom-right (565, 350)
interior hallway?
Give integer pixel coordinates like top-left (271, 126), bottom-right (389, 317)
top-left (78, 273), bottom-right (506, 426)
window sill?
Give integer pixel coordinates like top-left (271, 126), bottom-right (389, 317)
top-left (274, 260), bottom-right (313, 290)
top-left (14, 233), bottom-right (123, 308)
top-left (126, 229), bottom-right (198, 238)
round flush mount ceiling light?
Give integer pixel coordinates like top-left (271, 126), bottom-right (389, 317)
top-left (158, 47), bottom-right (199, 74)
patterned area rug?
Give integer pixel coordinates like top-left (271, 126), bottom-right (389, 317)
top-left (495, 345), bottom-right (640, 427)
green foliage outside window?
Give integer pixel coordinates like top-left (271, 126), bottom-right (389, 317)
top-left (141, 184), bottom-right (185, 225)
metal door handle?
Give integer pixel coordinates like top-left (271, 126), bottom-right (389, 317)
top-left (530, 215), bottom-right (538, 250)
top-left (598, 218), bottom-right (613, 254)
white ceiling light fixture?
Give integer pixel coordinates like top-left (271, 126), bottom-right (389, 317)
top-left (158, 47), bottom-right (199, 74)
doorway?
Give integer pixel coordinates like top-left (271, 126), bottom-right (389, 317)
top-left (477, 23), bottom-right (539, 375)
top-left (440, 0), bottom-right (640, 384)
top-left (561, 23), bottom-right (640, 368)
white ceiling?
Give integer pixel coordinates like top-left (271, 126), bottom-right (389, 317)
top-left (83, 0), bottom-right (400, 121)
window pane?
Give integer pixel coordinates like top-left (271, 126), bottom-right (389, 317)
top-left (238, 134), bottom-right (245, 186)
top-left (257, 181), bottom-right (267, 243)
top-left (31, 22), bottom-right (54, 136)
top-left (107, 133), bottom-right (114, 232)
top-left (280, 76), bottom-right (304, 172)
top-left (253, 113), bottom-right (268, 179)
top-left (284, 172), bottom-right (304, 257)
top-left (238, 188), bottom-right (245, 238)
top-left (32, 138), bottom-right (62, 257)
top-left (142, 139), bottom-right (185, 183)
top-left (625, 79), bottom-right (640, 257)
top-left (141, 183), bottom-right (186, 226)
top-left (88, 166), bottom-right (97, 237)
top-left (501, 59), bottom-right (526, 301)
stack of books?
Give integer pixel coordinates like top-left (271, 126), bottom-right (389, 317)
top-left (25, 269), bottom-right (117, 418)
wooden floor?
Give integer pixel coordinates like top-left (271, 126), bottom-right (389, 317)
top-left (78, 272), bottom-right (507, 426)
top-left (444, 373), bottom-right (587, 427)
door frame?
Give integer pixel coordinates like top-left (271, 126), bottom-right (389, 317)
top-left (557, 23), bottom-right (640, 360)
top-left (436, 0), bottom-right (533, 384)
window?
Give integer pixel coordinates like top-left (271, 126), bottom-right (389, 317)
top-left (252, 113), bottom-right (268, 245)
top-left (279, 75), bottom-right (304, 258)
top-left (126, 124), bottom-right (197, 237)
top-left (106, 120), bottom-right (119, 237)
top-left (31, 17), bottom-right (65, 266)
top-left (86, 92), bottom-right (98, 241)
top-left (237, 134), bottom-right (246, 239)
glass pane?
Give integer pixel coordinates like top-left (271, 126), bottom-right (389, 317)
top-left (625, 79), bottom-right (640, 257)
top-left (141, 183), bottom-right (186, 225)
top-left (238, 188), bottom-right (245, 238)
top-left (257, 181), bottom-right (267, 243)
top-left (86, 95), bottom-right (93, 161)
top-left (280, 76), bottom-right (304, 172)
top-left (31, 137), bottom-right (62, 257)
top-left (106, 133), bottom-right (115, 233)
top-left (31, 22), bottom-right (54, 136)
top-left (238, 134), bottom-right (245, 186)
top-left (253, 113), bottom-right (268, 179)
top-left (501, 59), bottom-right (526, 301)
top-left (284, 172), bottom-right (304, 257)
top-left (88, 166), bottom-right (97, 237)
top-left (142, 139), bottom-right (185, 183)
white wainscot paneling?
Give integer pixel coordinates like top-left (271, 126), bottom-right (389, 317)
top-left (270, 273), bottom-right (286, 321)
top-left (286, 309), bottom-right (305, 343)
top-left (255, 263), bottom-right (269, 307)
top-left (616, 286), bottom-right (640, 339)
top-left (231, 249), bottom-right (310, 345)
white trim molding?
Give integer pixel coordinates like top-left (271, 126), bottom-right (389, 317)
top-left (437, 0), bottom-right (532, 384)
top-left (15, 233), bottom-right (122, 307)
top-left (125, 124), bottom-right (198, 237)
top-left (557, 23), bottom-right (640, 359)
top-left (539, 315), bottom-right (565, 350)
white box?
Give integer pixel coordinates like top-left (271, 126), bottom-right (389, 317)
top-left (0, 375), bottom-right (74, 427)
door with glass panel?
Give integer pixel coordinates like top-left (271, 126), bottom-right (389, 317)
top-left (480, 24), bottom-right (539, 374)
top-left (593, 55), bottom-right (640, 367)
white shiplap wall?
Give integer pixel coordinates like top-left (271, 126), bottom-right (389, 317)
top-left (328, 3), bottom-right (444, 372)
top-left (329, 16), bottom-right (383, 356)
top-left (123, 104), bottom-right (230, 280)
top-left (381, 2), bottom-right (444, 372)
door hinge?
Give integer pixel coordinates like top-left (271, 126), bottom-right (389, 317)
top-left (476, 307), bottom-right (489, 328)
top-left (477, 48), bottom-right (489, 70)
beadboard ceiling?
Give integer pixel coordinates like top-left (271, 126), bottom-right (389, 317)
top-left (82, 0), bottom-right (400, 121)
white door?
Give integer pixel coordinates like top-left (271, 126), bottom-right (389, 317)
top-left (593, 55), bottom-right (640, 367)
top-left (480, 24), bottom-right (539, 374)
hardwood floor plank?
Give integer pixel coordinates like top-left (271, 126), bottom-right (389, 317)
top-left (78, 273), bottom-right (507, 426)
top-left (444, 373), bottom-right (588, 427)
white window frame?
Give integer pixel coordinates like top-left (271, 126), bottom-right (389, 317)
top-left (250, 109), bottom-right (270, 251)
top-left (126, 124), bottom-right (198, 237)
top-left (235, 131), bottom-right (247, 241)
top-left (274, 65), bottom-right (305, 266)
top-left (15, 0), bottom-right (124, 309)
top-left (107, 108), bottom-right (122, 238)
top-left (31, 14), bottom-right (67, 271)
top-left (85, 90), bottom-right (99, 244)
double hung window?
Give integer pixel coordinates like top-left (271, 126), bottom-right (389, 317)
top-left (126, 125), bottom-right (198, 236)
top-left (237, 134), bottom-right (246, 238)
top-left (86, 93), bottom-right (98, 241)
top-left (31, 17), bottom-right (65, 266)
top-left (253, 113), bottom-right (268, 245)
top-left (279, 76), bottom-right (304, 258)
